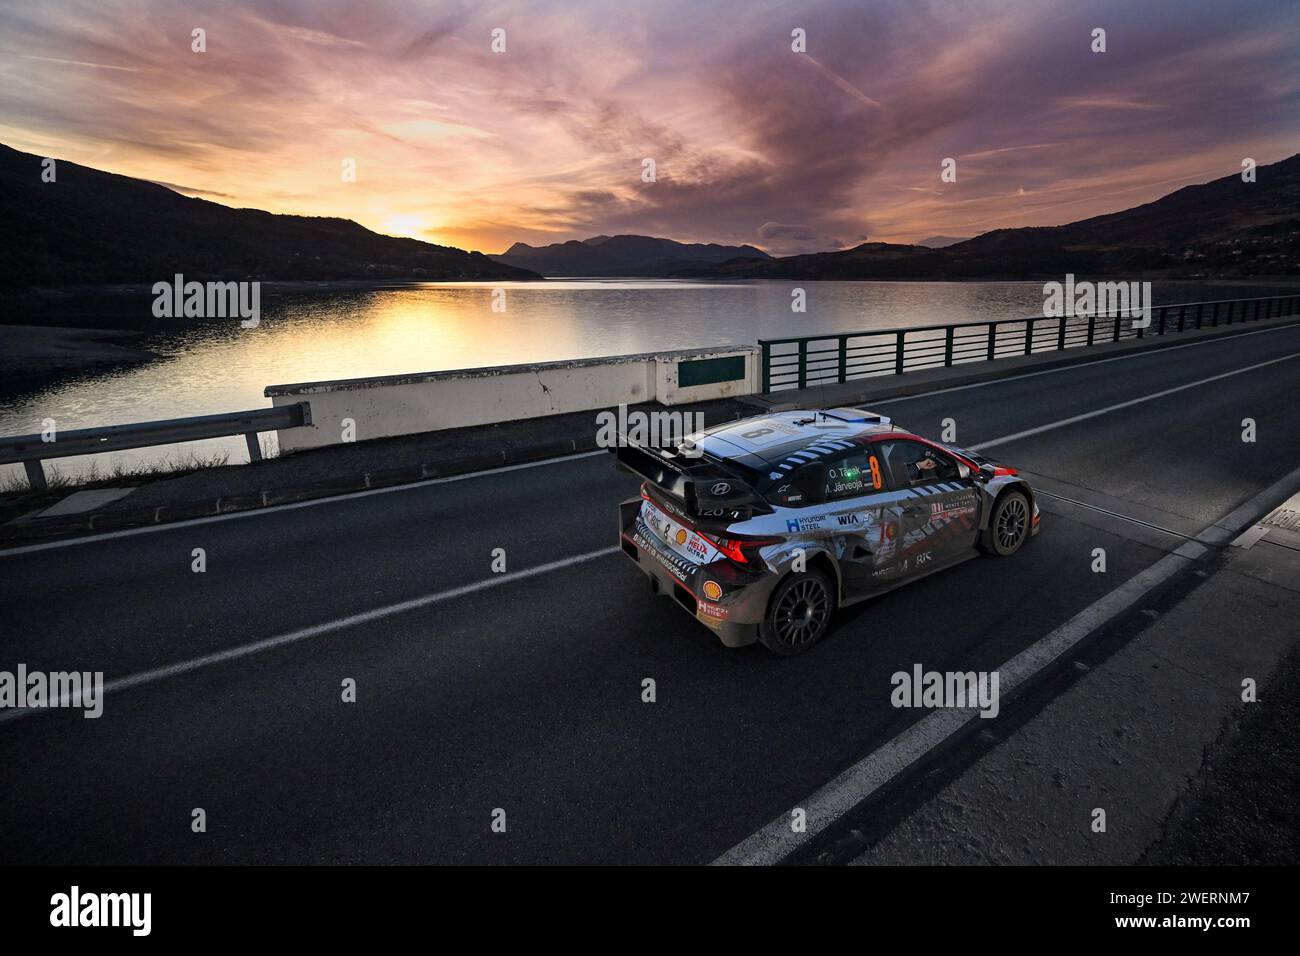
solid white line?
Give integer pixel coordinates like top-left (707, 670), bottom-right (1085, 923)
top-left (970, 351), bottom-right (1300, 451)
top-left (0, 450), bottom-right (608, 558)
top-left (0, 546), bottom-right (620, 724)
top-left (872, 319), bottom-right (1300, 408)
top-left (711, 460), bottom-right (1300, 865)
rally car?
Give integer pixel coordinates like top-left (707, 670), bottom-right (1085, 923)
top-left (614, 407), bottom-right (1039, 655)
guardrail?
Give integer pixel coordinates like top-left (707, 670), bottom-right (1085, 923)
top-left (759, 295), bottom-right (1300, 392)
top-left (0, 402), bottom-right (311, 491)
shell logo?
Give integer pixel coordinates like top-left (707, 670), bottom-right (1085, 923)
top-left (702, 580), bottom-right (723, 601)
top-left (675, 529), bottom-right (688, 545)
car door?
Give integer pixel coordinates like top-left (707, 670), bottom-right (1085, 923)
top-left (872, 439), bottom-right (981, 574)
top-left (817, 446), bottom-right (904, 595)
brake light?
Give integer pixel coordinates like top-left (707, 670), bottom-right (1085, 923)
top-left (707, 534), bottom-right (778, 566)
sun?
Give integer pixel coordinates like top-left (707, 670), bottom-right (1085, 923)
top-left (380, 214), bottom-right (429, 240)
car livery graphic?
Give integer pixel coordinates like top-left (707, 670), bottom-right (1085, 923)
top-left (614, 407), bottom-right (1040, 655)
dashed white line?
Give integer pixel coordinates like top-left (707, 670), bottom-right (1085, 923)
top-left (970, 352), bottom-right (1300, 451)
top-left (0, 546), bottom-right (619, 724)
top-left (0, 450), bottom-right (608, 557)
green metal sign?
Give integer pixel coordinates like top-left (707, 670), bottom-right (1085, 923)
top-left (678, 355), bottom-right (746, 387)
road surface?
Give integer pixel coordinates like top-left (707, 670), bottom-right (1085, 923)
top-left (2, 320), bottom-right (1299, 864)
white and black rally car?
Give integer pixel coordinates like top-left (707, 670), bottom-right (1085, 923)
top-left (615, 407), bottom-right (1039, 654)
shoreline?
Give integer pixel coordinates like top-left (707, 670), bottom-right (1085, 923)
top-left (0, 325), bottom-right (161, 400)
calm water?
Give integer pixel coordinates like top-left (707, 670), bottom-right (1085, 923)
top-left (3, 279), bottom-right (1292, 481)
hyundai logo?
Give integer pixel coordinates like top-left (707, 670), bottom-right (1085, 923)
top-left (710, 482), bottom-right (731, 495)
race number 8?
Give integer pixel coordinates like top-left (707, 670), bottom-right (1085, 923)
top-left (868, 455), bottom-right (882, 490)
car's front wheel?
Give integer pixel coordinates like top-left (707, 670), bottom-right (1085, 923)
top-left (759, 570), bottom-right (835, 655)
top-left (984, 490), bottom-right (1031, 556)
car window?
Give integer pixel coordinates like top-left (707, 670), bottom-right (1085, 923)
top-left (824, 449), bottom-right (885, 502)
top-left (769, 462), bottom-right (825, 507)
top-left (876, 440), bottom-right (959, 486)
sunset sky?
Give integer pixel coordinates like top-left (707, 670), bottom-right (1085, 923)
top-left (1, 0), bottom-right (1297, 256)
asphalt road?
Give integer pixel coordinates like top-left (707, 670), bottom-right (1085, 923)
top-left (2, 321), bottom-right (1299, 864)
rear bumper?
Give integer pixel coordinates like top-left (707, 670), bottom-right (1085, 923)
top-left (618, 498), bottom-right (773, 648)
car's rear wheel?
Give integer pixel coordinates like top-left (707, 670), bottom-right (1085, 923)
top-left (985, 490), bottom-right (1030, 556)
top-left (759, 570), bottom-right (835, 655)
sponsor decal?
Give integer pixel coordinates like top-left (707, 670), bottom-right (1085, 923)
top-left (709, 481), bottom-right (732, 496)
top-left (785, 514), bottom-right (828, 533)
top-left (916, 550), bottom-right (933, 565)
top-left (701, 580), bottom-right (723, 600)
top-left (633, 530), bottom-right (694, 583)
top-left (836, 512), bottom-right (864, 526)
top-left (686, 533), bottom-right (712, 562)
top-left (697, 602), bottom-right (729, 622)
top-left (930, 492), bottom-right (978, 523)
top-left (675, 529), bottom-right (688, 545)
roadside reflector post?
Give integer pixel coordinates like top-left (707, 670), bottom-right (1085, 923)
top-left (895, 330), bottom-right (905, 375)
top-left (23, 459), bottom-right (47, 491)
top-left (987, 322), bottom-right (997, 361)
top-left (1025, 317), bottom-right (1035, 355)
top-left (1056, 315), bottom-right (1067, 351)
top-left (1086, 314), bottom-right (1095, 347)
top-left (797, 339), bottom-right (807, 390)
top-left (944, 326), bottom-right (955, 366)
top-left (245, 432), bottom-right (262, 462)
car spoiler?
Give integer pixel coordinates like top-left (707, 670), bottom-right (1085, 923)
top-left (612, 440), bottom-right (771, 521)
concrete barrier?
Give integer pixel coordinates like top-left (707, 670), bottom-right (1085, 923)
top-left (265, 346), bottom-right (759, 453)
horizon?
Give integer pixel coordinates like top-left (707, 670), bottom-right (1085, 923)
top-left (2, 0), bottom-right (1298, 257)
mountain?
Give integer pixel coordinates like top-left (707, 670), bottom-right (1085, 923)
top-left (672, 154), bottom-right (1300, 280)
top-left (0, 143), bottom-right (540, 288)
top-left (917, 235), bottom-right (970, 249)
top-left (492, 234), bottom-right (771, 276)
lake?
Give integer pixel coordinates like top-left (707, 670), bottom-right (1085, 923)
top-left (3, 278), bottom-right (1293, 482)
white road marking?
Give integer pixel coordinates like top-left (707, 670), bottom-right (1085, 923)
top-left (6, 320), bottom-right (1298, 557)
top-left (711, 461), bottom-right (1300, 865)
top-left (0, 546), bottom-right (620, 724)
top-left (970, 352), bottom-right (1300, 451)
top-left (873, 319), bottom-right (1300, 407)
top-left (0, 450), bottom-right (609, 557)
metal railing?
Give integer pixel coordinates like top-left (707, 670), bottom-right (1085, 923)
top-left (759, 295), bottom-right (1300, 392)
top-left (0, 402), bottom-right (311, 491)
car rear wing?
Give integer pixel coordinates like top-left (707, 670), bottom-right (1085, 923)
top-left (612, 440), bottom-right (771, 521)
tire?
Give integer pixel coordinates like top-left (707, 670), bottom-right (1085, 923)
top-left (985, 490), bottom-right (1031, 556)
top-left (759, 570), bottom-right (835, 656)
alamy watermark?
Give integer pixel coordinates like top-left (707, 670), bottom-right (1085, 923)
top-left (891, 664), bottom-right (1000, 718)
top-left (152, 273), bottom-right (260, 328)
top-left (595, 404), bottom-right (704, 450)
top-left (0, 665), bottom-right (104, 718)
top-left (50, 886), bottom-right (150, 936)
top-left (1043, 273), bottom-right (1151, 329)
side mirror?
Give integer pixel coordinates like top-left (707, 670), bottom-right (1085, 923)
top-left (976, 463), bottom-right (998, 483)
top-left (957, 462), bottom-right (971, 480)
